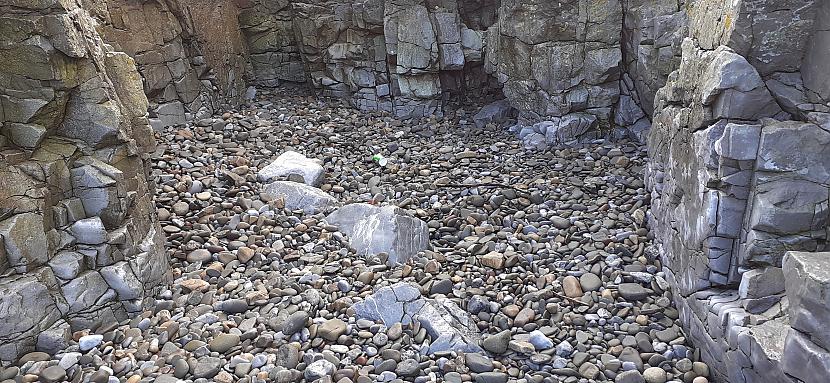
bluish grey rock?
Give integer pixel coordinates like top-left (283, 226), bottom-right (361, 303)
top-left (304, 359), bottom-right (336, 381)
top-left (784, 251), bottom-right (830, 351)
top-left (0, 212), bottom-right (49, 269)
top-left (325, 203), bottom-right (429, 266)
top-left (100, 261), bottom-right (143, 300)
top-left (37, 320), bottom-right (71, 355)
top-left (61, 271), bottom-right (109, 314)
top-left (352, 283), bottom-right (482, 354)
top-left (48, 251), bottom-right (85, 280)
top-left (527, 330), bottom-right (554, 350)
top-left (473, 99), bottom-right (515, 128)
top-left (70, 217), bottom-right (107, 245)
top-left (738, 267), bottom-right (785, 299)
top-left (79, 334), bottom-right (103, 352)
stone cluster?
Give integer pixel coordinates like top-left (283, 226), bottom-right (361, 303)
top-left (0, 90), bottom-right (711, 383)
top-left (0, 0), bottom-right (169, 363)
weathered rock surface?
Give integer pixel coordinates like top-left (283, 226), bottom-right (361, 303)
top-left (92, 0), bottom-right (249, 128)
top-left (645, 0), bottom-right (830, 381)
top-left (262, 181), bottom-right (338, 214)
top-left (0, 0), bottom-right (168, 363)
top-left (258, 151), bottom-right (325, 186)
top-left (352, 283), bottom-right (483, 354)
top-left (325, 203), bottom-right (429, 265)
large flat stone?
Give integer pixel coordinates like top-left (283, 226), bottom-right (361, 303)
top-left (0, 212), bottom-right (49, 270)
top-left (352, 283), bottom-right (482, 354)
top-left (325, 203), bottom-right (429, 265)
top-left (262, 181), bottom-right (337, 214)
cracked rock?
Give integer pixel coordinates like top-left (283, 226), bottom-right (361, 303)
top-left (325, 204), bottom-right (429, 266)
top-left (353, 283), bottom-right (482, 354)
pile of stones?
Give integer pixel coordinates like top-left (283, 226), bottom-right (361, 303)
top-left (0, 89), bottom-right (710, 383)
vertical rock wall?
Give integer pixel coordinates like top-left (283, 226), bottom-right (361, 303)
top-left (235, 0), bottom-right (496, 119)
top-left (0, 0), bottom-right (169, 363)
top-left (484, 0), bottom-right (622, 126)
top-left (237, 0), bottom-right (306, 86)
top-left (84, 0), bottom-right (250, 130)
top-left (645, 0), bottom-right (830, 381)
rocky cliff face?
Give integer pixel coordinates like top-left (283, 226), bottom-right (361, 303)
top-left (237, 0), bottom-right (497, 118)
top-left (645, 0), bottom-right (830, 381)
top-left (83, 0), bottom-right (251, 129)
top-left (0, 0), bottom-right (169, 362)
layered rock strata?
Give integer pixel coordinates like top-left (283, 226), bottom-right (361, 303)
top-left (237, 0), bottom-right (496, 118)
top-left (645, 0), bottom-right (830, 381)
top-left (0, 0), bottom-right (169, 363)
top-left (86, 0), bottom-right (251, 130)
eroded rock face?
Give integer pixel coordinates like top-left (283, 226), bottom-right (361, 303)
top-left (485, 0), bottom-right (622, 128)
top-left (258, 151), bottom-right (325, 186)
top-left (88, 0), bottom-right (250, 130)
top-left (236, 0), bottom-right (494, 118)
top-left (0, 1), bottom-right (169, 363)
top-left (645, 0), bottom-right (830, 381)
top-left (262, 181), bottom-right (338, 214)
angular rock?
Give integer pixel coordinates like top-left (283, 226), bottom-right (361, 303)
top-left (473, 99), bottom-right (515, 128)
top-left (738, 267), bottom-right (785, 299)
top-left (5, 123), bottom-right (48, 149)
top-left (353, 283), bottom-right (482, 354)
top-left (783, 251), bottom-right (830, 350)
top-left (48, 251), bottom-right (85, 280)
top-left (262, 181), bottom-right (337, 214)
top-left (325, 203), bottom-right (429, 265)
top-left (100, 261), bottom-right (143, 300)
top-left (0, 212), bottom-right (49, 270)
top-left (70, 217), bottom-right (108, 245)
top-left (258, 151), bottom-right (324, 186)
top-left (61, 271), bottom-right (110, 314)
top-left (37, 320), bottom-right (71, 355)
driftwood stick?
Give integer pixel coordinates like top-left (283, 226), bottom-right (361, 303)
top-left (435, 182), bottom-right (531, 195)
top-left (550, 291), bottom-right (589, 306)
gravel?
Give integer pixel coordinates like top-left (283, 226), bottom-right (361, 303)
top-left (2, 88), bottom-right (710, 383)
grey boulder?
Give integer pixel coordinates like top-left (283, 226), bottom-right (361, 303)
top-left (352, 283), bottom-right (483, 354)
top-left (325, 203), bottom-right (429, 265)
top-left (262, 181), bottom-right (337, 214)
top-left (258, 151), bottom-right (324, 186)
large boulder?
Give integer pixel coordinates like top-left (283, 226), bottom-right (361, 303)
top-left (262, 181), bottom-right (338, 214)
top-left (472, 99), bottom-right (515, 128)
top-left (324, 203), bottom-right (429, 265)
top-left (258, 151), bottom-right (325, 187)
top-left (352, 283), bottom-right (483, 354)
